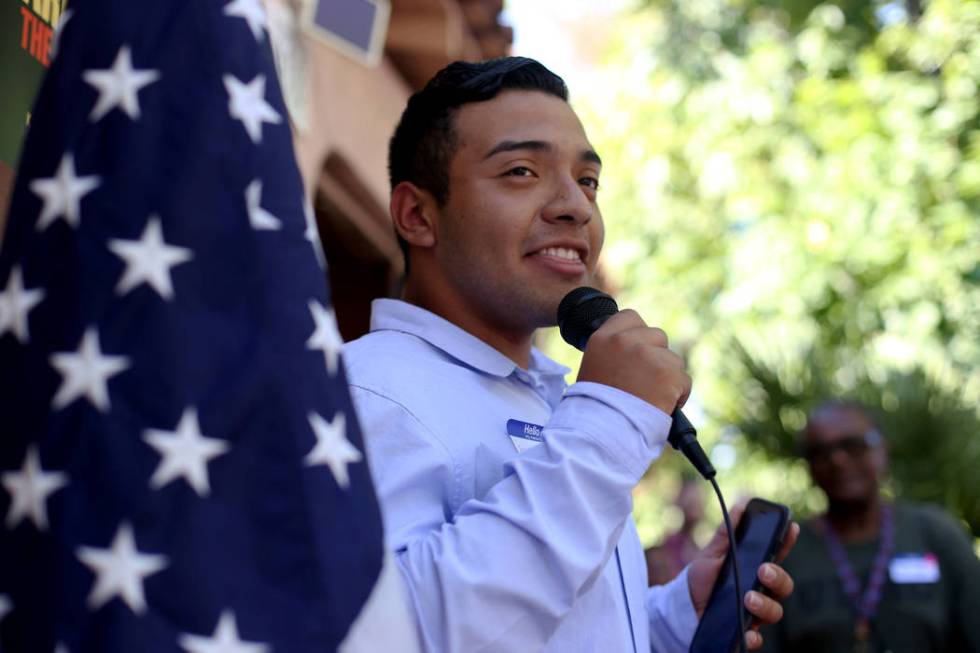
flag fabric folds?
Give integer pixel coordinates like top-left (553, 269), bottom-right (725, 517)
top-left (0, 0), bottom-right (389, 650)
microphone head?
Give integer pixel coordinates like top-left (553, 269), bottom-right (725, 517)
top-left (557, 287), bottom-right (619, 352)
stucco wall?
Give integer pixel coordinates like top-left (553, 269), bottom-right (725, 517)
top-left (294, 40), bottom-right (409, 221)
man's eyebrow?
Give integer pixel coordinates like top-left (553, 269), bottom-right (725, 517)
top-left (482, 140), bottom-right (603, 167)
top-left (482, 140), bottom-right (551, 160)
top-left (583, 149), bottom-right (602, 167)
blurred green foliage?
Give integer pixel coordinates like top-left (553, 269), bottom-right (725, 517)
top-left (564, 0), bottom-right (980, 539)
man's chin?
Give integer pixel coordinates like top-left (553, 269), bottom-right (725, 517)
top-left (538, 288), bottom-right (579, 327)
top-left (508, 278), bottom-right (598, 332)
top-left (826, 492), bottom-right (878, 510)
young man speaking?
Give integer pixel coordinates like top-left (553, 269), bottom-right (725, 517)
top-left (343, 57), bottom-right (798, 652)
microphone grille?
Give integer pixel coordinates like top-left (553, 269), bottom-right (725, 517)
top-left (557, 287), bottom-right (619, 352)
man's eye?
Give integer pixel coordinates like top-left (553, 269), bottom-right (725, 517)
top-left (504, 166), bottom-right (535, 177)
top-left (580, 177), bottom-right (600, 190)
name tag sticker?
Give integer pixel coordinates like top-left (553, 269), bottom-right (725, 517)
top-left (889, 553), bottom-right (940, 584)
top-left (506, 419), bottom-right (544, 453)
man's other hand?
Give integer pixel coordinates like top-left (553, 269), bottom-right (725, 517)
top-left (687, 503), bottom-right (800, 650)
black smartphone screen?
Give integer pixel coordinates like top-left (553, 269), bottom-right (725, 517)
top-left (689, 498), bottom-right (790, 653)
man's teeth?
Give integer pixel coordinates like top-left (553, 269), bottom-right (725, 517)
top-left (539, 247), bottom-right (581, 261)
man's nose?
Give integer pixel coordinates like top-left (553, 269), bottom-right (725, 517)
top-left (828, 445), bottom-right (851, 467)
top-left (541, 175), bottom-right (593, 225)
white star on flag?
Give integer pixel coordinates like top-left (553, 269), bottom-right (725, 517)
top-left (108, 216), bottom-right (193, 299)
top-left (223, 74), bottom-right (281, 144)
top-left (223, 0), bottom-right (267, 42)
top-left (0, 266), bottom-right (45, 344)
top-left (179, 610), bottom-right (270, 653)
top-left (28, 153), bottom-right (101, 231)
top-left (50, 327), bottom-right (131, 412)
top-left (305, 412), bottom-right (362, 489)
top-left (76, 522), bottom-right (168, 614)
top-left (244, 180), bottom-right (281, 230)
top-left (82, 45), bottom-right (161, 122)
top-left (143, 408), bottom-right (230, 497)
top-left (2, 445), bottom-right (68, 531)
top-left (303, 198), bottom-right (325, 268)
top-left (306, 299), bottom-right (343, 376)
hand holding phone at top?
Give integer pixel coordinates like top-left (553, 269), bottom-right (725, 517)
top-left (687, 499), bottom-right (800, 651)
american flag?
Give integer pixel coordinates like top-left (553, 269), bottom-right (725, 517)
top-left (0, 0), bottom-right (391, 650)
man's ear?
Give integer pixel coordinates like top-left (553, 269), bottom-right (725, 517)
top-left (390, 181), bottom-right (438, 249)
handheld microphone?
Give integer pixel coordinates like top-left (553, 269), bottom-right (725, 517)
top-left (557, 288), bottom-right (750, 652)
top-left (557, 287), bottom-right (716, 480)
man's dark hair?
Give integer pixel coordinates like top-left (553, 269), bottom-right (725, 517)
top-left (807, 399), bottom-right (884, 431)
top-left (388, 57), bottom-right (569, 264)
top-left (799, 398), bottom-right (887, 456)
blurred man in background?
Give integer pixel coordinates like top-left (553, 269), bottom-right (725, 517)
top-left (760, 400), bottom-right (980, 652)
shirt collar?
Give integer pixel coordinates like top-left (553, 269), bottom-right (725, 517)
top-left (369, 298), bottom-right (570, 380)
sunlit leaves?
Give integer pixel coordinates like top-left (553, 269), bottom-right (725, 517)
top-left (564, 0), bottom-right (980, 534)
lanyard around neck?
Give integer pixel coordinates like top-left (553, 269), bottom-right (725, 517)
top-left (819, 504), bottom-right (896, 626)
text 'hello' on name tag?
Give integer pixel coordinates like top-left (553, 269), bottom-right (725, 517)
top-left (889, 553), bottom-right (940, 584)
top-left (506, 419), bottom-right (544, 453)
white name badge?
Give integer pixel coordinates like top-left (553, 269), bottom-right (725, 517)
top-left (506, 419), bottom-right (544, 453)
top-left (889, 553), bottom-right (940, 584)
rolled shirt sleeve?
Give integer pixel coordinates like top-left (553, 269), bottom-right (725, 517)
top-left (350, 379), bottom-right (697, 652)
top-left (646, 566), bottom-right (699, 652)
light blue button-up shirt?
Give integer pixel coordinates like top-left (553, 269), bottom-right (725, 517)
top-left (344, 299), bottom-right (698, 652)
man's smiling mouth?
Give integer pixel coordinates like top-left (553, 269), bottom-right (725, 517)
top-left (535, 246), bottom-right (583, 262)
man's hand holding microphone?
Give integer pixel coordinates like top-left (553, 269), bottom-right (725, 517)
top-left (557, 287), bottom-right (799, 650)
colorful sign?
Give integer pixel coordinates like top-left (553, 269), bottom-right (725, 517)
top-left (1, 0), bottom-right (66, 170)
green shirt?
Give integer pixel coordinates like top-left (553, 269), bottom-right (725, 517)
top-left (759, 502), bottom-right (980, 653)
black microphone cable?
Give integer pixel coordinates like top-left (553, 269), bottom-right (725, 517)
top-left (557, 286), bottom-right (747, 653)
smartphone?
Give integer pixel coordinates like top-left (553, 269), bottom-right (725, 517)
top-left (689, 497), bottom-right (792, 653)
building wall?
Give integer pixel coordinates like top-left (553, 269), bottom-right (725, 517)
top-left (293, 45), bottom-right (407, 209)
top-left (289, 36), bottom-right (409, 340)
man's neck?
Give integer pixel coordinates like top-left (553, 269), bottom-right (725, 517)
top-left (825, 495), bottom-right (882, 543)
top-left (402, 281), bottom-right (535, 369)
